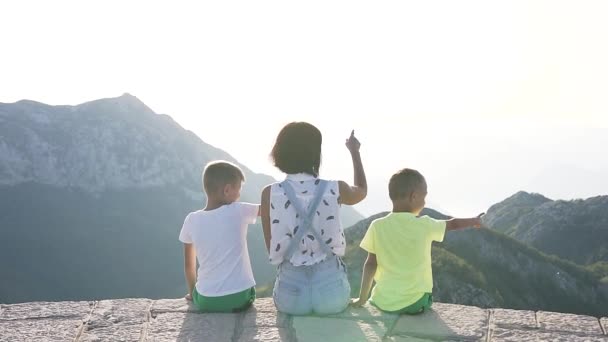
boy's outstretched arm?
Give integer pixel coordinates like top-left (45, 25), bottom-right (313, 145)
top-left (445, 213), bottom-right (484, 231)
top-left (351, 253), bottom-right (377, 307)
top-left (183, 243), bottom-right (197, 300)
top-left (261, 185), bottom-right (272, 252)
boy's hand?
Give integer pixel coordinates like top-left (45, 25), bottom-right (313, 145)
top-left (184, 293), bottom-right (193, 301)
top-left (473, 213), bottom-right (485, 228)
top-left (350, 297), bottom-right (367, 308)
top-left (345, 130), bottom-right (361, 154)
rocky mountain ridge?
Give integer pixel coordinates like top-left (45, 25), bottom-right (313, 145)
top-left (484, 191), bottom-right (608, 265)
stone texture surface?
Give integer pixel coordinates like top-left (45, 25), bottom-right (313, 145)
top-left (150, 298), bottom-right (198, 314)
top-left (293, 317), bottom-right (389, 341)
top-left (242, 298), bottom-right (290, 328)
top-left (492, 308), bottom-right (537, 329)
top-left (537, 310), bottom-right (604, 335)
top-left (386, 336), bottom-right (436, 342)
top-left (80, 299), bottom-right (151, 342)
top-left (326, 302), bottom-right (398, 322)
top-left (0, 301), bottom-right (92, 320)
top-left (0, 318), bottom-right (83, 342)
top-left (601, 317), bottom-right (607, 335)
top-left (392, 302), bottom-right (489, 340)
top-left (491, 328), bottom-right (608, 342)
top-left (238, 327), bottom-right (292, 341)
top-left (2, 298), bottom-right (606, 341)
top-left (145, 312), bottom-right (237, 341)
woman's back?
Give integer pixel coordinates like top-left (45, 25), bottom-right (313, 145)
top-left (268, 173), bottom-right (346, 266)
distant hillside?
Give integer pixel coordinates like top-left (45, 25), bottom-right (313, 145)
top-left (343, 209), bottom-right (608, 317)
top-left (484, 191), bottom-right (608, 265)
top-left (0, 94), bottom-right (363, 303)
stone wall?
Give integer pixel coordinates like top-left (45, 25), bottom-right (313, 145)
top-left (1, 298), bottom-right (606, 341)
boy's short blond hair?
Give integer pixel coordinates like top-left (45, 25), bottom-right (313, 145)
top-left (203, 161), bottom-right (245, 194)
top-left (388, 168), bottom-right (425, 201)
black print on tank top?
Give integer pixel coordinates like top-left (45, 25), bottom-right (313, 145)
top-left (321, 229), bottom-right (325, 235)
top-left (272, 219), bottom-right (280, 224)
top-left (315, 179), bottom-right (320, 185)
top-left (275, 244), bottom-right (281, 252)
top-left (326, 216), bottom-right (335, 220)
top-left (325, 238), bottom-right (333, 244)
top-left (285, 200), bottom-right (291, 209)
top-left (316, 211), bottom-right (320, 216)
top-left (302, 190), bottom-right (308, 194)
top-left (330, 189), bottom-right (335, 195)
top-left (286, 233), bottom-right (292, 238)
top-left (323, 200), bottom-right (329, 206)
top-left (307, 234), bottom-right (315, 240)
top-left (302, 250), bottom-right (308, 254)
top-left (293, 226), bottom-right (299, 234)
top-left (271, 203), bottom-right (275, 210)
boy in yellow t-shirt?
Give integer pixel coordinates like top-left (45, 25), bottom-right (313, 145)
top-left (351, 168), bottom-right (483, 314)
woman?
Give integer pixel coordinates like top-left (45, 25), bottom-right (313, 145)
top-left (261, 122), bottom-right (367, 315)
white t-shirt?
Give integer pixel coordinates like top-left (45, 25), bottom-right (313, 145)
top-left (178, 202), bottom-right (259, 297)
top-left (268, 173), bottom-right (345, 266)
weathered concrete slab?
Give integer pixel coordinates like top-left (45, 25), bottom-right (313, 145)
top-left (2, 298), bottom-right (605, 341)
top-left (145, 312), bottom-right (237, 341)
top-left (326, 303), bottom-right (398, 322)
top-left (491, 328), bottom-right (608, 342)
top-left (150, 298), bottom-right (198, 314)
top-left (80, 326), bottom-right (143, 342)
top-left (242, 310), bottom-right (290, 328)
top-left (80, 299), bottom-right (151, 342)
top-left (0, 318), bottom-right (83, 342)
top-left (492, 308), bottom-right (537, 329)
top-left (537, 310), bottom-right (604, 335)
top-left (0, 301), bottom-right (92, 320)
top-left (391, 302), bottom-right (488, 340)
top-left (238, 327), bottom-right (292, 341)
top-left (385, 336), bottom-right (436, 342)
top-left (293, 316), bottom-right (389, 342)
top-left (251, 298), bottom-right (278, 312)
top-left (242, 298), bottom-right (289, 328)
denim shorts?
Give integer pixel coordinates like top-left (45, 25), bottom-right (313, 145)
top-left (273, 254), bottom-right (351, 315)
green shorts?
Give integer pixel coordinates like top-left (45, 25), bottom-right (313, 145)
top-left (372, 293), bottom-right (433, 315)
top-left (192, 287), bottom-right (256, 313)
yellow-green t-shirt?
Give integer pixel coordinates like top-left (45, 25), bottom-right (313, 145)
top-left (360, 212), bottom-right (446, 311)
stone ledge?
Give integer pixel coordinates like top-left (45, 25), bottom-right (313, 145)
top-left (0, 298), bottom-right (606, 341)
top-left (537, 310), bottom-right (605, 336)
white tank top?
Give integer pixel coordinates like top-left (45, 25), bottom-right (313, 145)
top-left (268, 173), bottom-right (346, 266)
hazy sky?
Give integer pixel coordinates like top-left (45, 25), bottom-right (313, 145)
top-left (2, 1), bottom-right (607, 216)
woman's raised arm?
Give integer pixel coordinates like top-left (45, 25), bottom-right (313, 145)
top-left (339, 130), bottom-right (367, 205)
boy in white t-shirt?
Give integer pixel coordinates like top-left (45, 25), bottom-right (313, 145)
top-left (179, 160), bottom-right (260, 312)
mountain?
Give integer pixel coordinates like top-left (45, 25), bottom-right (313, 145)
top-left (343, 209), bottom-right (608, 317)
top-left (0, 94), bottom-right (363, 303)
top-left (483, 191), bottom-right (608, 265)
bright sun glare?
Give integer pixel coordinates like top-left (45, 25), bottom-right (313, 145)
top-left (1, 0), bottom-right (607, 215)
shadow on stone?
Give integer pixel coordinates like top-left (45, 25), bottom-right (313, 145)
top-left (391, 303), bottom-right (488, 340)
top-left (238, 298), bottom-right (292, 341)
top-left (174, 311), bottom-right (238, 341)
